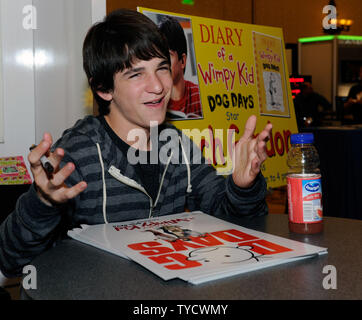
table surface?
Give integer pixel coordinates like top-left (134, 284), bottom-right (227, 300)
top-left (22, 214), bottom-right (362, 300)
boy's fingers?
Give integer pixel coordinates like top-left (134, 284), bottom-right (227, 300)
top-left (48, 163), bottom-right (75, 188)
top-left (256, 142), bottom-right (267, 164)
top-left (48, 148), bottom-right (65, 170)
top-left (28, 141), bottom-right (50, 169)
top-left (29, 132), bottom-right (54, 165)
top-left (251, 157), bottom-right (261, 175)
top-left (43, 132), bottom-right (53, 146)
top-left (254, 123), bottom-right (272, 157)
top-left (40, 181), bottom-right (87, 205)
top-left (27, 133), bottom-right (87, 205)
top-left (257, 123), bottom-right (272, 144)
top-left (239, 115), bottom-right (257, 143)
top-left (62, 182), bottom-right (88, 201)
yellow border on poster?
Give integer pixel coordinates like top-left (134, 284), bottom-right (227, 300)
top-left (139, 7), bottom-right (298, 188)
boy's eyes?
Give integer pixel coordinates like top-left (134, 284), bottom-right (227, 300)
top-left (129, 73), bottom-right (141, 79)
top-left (158, 66), bottom-right (171, 72)
top-left (127, 66), bottom-right (170, 79)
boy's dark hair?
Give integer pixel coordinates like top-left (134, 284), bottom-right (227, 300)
top-left (83, 9), bottom-right (171, 115)
top-left (159, 16), bottom-right (187, 61)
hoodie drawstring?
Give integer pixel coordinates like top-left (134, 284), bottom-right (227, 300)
top-left (96, 143), bottom-right (108, 224)
top-left (95, 136), bottom-right (192, 223)
top-left (179, 136), bottom-right (192, 193)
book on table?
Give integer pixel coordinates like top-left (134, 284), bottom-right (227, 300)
top-left (68, 211), bottom-right (327, 285)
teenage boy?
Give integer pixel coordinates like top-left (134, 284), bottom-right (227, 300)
top-left (0, 9), bottom-right (272, 277)
top-left (159, 16), bottom-right (203, 119)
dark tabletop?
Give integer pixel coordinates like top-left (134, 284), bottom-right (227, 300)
top-left (22, 214), bottom-right (362, 300)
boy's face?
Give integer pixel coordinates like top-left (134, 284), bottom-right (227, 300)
top-left (101, 57), bottom-right (172, 131)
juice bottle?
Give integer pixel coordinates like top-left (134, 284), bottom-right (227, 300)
top-left (287, 133), bottom-right (323, 234)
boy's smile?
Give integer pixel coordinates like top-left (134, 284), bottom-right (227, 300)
top-left (143, 96), bottom-right (166, 108)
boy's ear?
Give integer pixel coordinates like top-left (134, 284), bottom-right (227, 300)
top-left (96, 90), bottom-right (113, 102)
top-left (181, 53), bottom-right (187, 70)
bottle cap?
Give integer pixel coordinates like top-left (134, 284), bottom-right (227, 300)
top-left (290, 133), bottom-right (314, 144)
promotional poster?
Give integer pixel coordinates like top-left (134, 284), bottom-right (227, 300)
top-left (139, 7), bottom-right (298, 187)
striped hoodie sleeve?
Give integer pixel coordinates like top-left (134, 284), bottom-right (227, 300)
top-left (183, 132), bottom-right (268, 218)
top-left (0, 147), bottom-right (84, 277)
top-left (0, 184), bottom-right (62, 277)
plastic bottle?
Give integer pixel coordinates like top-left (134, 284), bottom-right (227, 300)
top-left (287, 133), bottom-right (323, 234)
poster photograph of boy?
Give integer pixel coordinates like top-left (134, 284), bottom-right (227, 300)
top-left (142, 10), bottom-right (204, 120)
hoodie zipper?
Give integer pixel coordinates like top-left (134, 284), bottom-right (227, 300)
top-left (108, 165), bottom-right (154, 218)
top-left (108, 151), bottom-right (173, 219)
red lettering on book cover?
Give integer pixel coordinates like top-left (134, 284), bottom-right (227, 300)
top-left (149, 253), bottom-right (202, 270)
top-left (169, 239), bottom-right (204, 251)
top-left (169, 234), bottom-right (224, 251)
top-left (241, 239), bottom-right (292, 255)
top-left (127, 241), bottom-right (173, 255)
top-left (128, 229), bottom-right (293, 270)
top-left (188, 233), bottom-right (224, 246)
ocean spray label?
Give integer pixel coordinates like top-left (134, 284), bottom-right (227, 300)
top-left (287, 175), bottom-right (323, 223)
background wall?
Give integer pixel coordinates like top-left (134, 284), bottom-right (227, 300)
top-left (107, 0), bottom-right (253, 24)
top-left (0, 0), bottom-right (106, 163)
top-left (0, 0), bottom-right (36, 158)
top-left (33, 0), bottom-right (93, 143)
top-left (107, 0), bottom-right (362, 43)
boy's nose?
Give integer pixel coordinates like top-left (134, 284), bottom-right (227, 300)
top-left (146, 73), bottom-right (164, 94)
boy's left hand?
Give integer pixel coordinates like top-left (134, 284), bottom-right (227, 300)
top-left (232, 115), bottom-right (272, 189)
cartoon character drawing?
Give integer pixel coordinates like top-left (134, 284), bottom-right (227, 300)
top-left (144, 229), bottom-right (177, 242)
top-left (263, 71), bottom-right (284, 112)
top-left (145, 225), bottom-right (206, 242)
top-left (187, 245), bottom-right (271, 266)
top-left (269, 73), bottom-right (277, 106)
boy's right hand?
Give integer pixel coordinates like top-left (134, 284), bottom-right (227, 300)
top-left (28, 133), bottom-right (87, 206)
